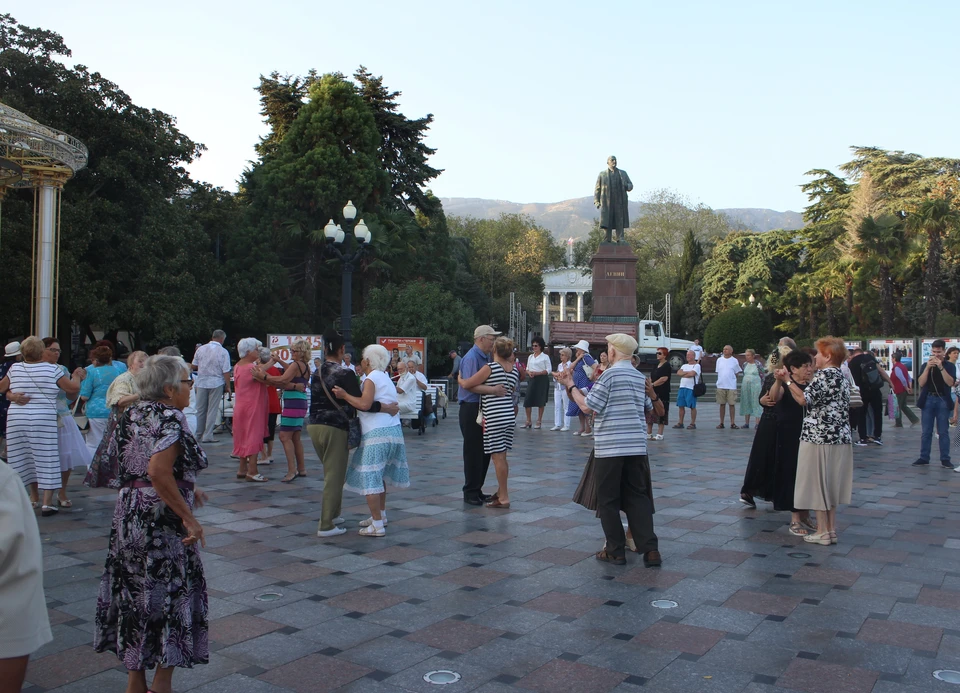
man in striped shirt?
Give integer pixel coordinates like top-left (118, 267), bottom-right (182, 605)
top-left (559, 333), bottom-right (664, 568)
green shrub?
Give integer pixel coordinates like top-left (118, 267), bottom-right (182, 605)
top-left (703, 307), bottom-right (773, 354)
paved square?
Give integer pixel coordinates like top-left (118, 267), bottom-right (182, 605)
top-left (23, 402), bottom-right (960, 692)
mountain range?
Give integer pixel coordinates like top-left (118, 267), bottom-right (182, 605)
top-left (440, 196), bottom-right (804, 239)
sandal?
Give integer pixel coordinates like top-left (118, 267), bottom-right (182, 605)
top-left (595, 549), bottom-right (626, 565)
top-left (31, 501), bottom-right (40, 510)
top-left (800, 517), bottom-right (818, 532)
top-left (41, 505), bottom-right (59, 517)
top-left (281, 473), bottom-right (298, 483)
top-left (803, 532), bottom-right (832, 546)
top-left (246, 474), bottom-right (269, 483)
top-left (486, 498), bottom-right (510, 509)
top-left (788, 522), bottom-right (809, 536)
top-left (829, 531), bottom-right (838, 545)
top-left (57, 498), bottom-right (72, 508)
top-left (534, 423), bottom-right (541, 430)
top-left (359, 524), bottom-right (385, 537)
top-left (716, 423), bottom-right (725, 429)
top-left (686, 424), bottom-right (696, 429)
top-left (730, 423), bottom-right (740, 429)
top-left (672, 423), bottom-right (685, 429)
top-left (297, 470), bottom-right (307, 477)
top-left (236, 474), bottom-right (246, 479)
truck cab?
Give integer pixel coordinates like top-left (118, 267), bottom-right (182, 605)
top-left (637, 320), bottom-right (695, 369)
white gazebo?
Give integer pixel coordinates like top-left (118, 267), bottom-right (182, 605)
top-left (540, 266), bottom-right (592, 343)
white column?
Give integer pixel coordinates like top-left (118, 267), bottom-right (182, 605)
top-left (542, 292), bottom-right (550, 343)
top-left (559, 293), bottom-right (567, 322)
top-left (34, 183), bottom-right (58, 338)
top-left (576, 292), bottom-right (584, 321)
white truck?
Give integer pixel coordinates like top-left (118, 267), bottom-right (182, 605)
top-left (549, 319), bottom-right (695, 369)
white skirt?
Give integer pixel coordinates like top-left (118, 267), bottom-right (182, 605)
top-left (59, 416), bottom-right (92, 471)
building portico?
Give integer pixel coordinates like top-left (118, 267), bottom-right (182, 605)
top-left (540, 267), bottom-right (592, 343)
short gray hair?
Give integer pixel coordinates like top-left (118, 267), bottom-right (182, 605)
top-left (560, 347), bottom-right (572, 359)
top-left (158, 346), bottom-right (181, 357)
top-left (258, 347), bottom-right (272, 363)
top-left (238, 337), bottom-right (261, 358)
top-left (212, 329), bottom-right (226, 341)
top-left (136, 355), bottom-right (190, 402)
top-left (363, 344), bottom-right (390, 372)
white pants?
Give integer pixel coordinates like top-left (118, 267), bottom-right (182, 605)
top-left (554, 387), bottom-right (570, 429)
top-left (85, 417), bottom-right (109, 456)
top-left (194, 385), bottom-right (223, 442)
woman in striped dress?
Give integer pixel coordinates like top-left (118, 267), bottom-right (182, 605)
top-left (253, 340), bottom-right (311, 483)
top-left (0, 337), bottom-right (85, 516)
top-left (459, 337), bottom-right (520, 508)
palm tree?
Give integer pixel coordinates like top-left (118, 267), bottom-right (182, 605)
top-left (907, 196), bottom-right (960, 335)
top-left (855, 215), bottom-right (904, 335)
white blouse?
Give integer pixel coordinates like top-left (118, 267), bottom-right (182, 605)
top-left (526, 352), bottom-right (552, 375)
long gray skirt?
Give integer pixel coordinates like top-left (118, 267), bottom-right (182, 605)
top-left (794, 442), bottom-right (852, 511)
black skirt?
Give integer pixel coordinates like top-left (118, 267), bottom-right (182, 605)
top-left (741, 410), bottom-right (777, 499)
top-left (523, 373), bottom-right (551, 408)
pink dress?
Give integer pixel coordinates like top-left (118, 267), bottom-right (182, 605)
top-left (232, 362), bottom-right (268, 457)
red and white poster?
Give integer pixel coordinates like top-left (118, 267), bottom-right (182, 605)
top-left (377, 337), bottom-right (427, 374)
top-left (267, 334), bottom-right (324, 364)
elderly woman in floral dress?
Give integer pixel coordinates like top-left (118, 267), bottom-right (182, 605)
top-left (94, 355), bottom-right (209, 693)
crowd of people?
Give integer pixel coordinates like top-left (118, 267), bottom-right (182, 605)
top-left (4, 324), bottom-right (959, 693)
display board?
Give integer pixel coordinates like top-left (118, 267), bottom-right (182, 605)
top-left (868, 339), bottom-right (915, 374)
top-left (267, 334), bottom-right (324, 364)
top-left (919, 338), bottom-right (960, 367)
top-left (378, 337), bottom-right (427, 373)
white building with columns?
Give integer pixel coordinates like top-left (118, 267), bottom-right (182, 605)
top-left (540, 267), bottom-right (592, 343)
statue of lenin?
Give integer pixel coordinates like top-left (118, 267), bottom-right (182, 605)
top-left (594, 155), bottom-right (633, 243)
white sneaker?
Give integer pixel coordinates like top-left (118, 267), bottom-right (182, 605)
top-left (359, 525), bottom-right (385, 537)
top-left (551, 426), bottom-right (561, 431)
top-left (360, 516), bottom-right (388, 527)
top-left (317, 527), bottom-right (346, 537)
top-left (333, 516), bottom-right (345, 525)
top-left (560, 427), bottom-right (570, 431)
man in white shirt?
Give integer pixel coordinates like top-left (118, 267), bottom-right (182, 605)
top-left (407, 360), bottom-right (428, 391)
top-left (691, 339), bottom-right (705, 362)
top-left (191, 329), bottom-right (232, 444)
top-left (715, 344), bottom-right (743, 429)
top-left (675, 350), bottom-right (701, 429)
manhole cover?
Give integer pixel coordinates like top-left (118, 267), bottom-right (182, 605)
top-left (719, 500), bottom-right (738, 505)
top-left (423, 670), bottom-right (461, 685)
top-left (254, 592), bottom-right (283, 602)
top-left (651, 599), bottom-right (678, 609)
top-left (788, 552), bottom-right (812, 559)
top-left (934, 670), bottom-right (960, 684)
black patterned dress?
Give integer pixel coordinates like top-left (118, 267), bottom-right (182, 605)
top-left (94, 401), bottom-right (209, 670)
top-left (741, 373), bottom-right (778, 501)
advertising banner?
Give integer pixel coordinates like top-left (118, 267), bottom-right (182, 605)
top-left (868, 339), bottom-right (915, 374)
top-left (919, 338), bottom-right (960, 368)
top-left (378, 337), bottom-right (427, 373)
top-left (843, 340), bottom-right (863, 353)
top-left (267, 334), bottom-right (324, 364)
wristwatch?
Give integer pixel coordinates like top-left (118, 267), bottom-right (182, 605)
top-left (786, 380), bottom-right (793, 387)
top-left (566, 386), bottom-right (575, 396)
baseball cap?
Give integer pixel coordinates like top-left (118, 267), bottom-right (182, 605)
top-left (474, 325), bottom-right (502, 339)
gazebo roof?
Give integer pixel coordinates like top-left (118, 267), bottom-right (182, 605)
top-left (0, 101), bottom-right (88, 185)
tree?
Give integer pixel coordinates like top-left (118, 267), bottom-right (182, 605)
top-left (854, 215), bottom-right (903, 335)
top-left (703, 307), bottom-right (773, 354)
top-left (244, 73), bottom-right (385, 319)
top-left (907, 195), bottom-right (960, 335)
top-left (353, 281), bottom-right (476, 376)
top-left (253, 71), bottom-right (316, 159)
top-left (354, 66), bottom-right (442, 216)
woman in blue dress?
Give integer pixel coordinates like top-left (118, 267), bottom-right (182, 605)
top-left (566, 340), bottom-right (596, 437)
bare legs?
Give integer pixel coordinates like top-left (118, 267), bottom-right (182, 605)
top-left (279, 431), bottom-right (305, 482)
top-left (490, 451), bottom-right (509, 505)
top-left (366, 486), bottom-right (386, 520)
top-left (238, 455), bottom-right (263, 479)
top-left (0, 655), bottom-right (29, 693)
top-left (124, 665), bottom-right (174, 693)
top-left (677, 407), bottom-right (697, 426)
top-left (59, 471), bottom-right (71, 504)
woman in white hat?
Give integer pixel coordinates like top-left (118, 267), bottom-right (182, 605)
top-left (566, 340), bottom-right (597, 436)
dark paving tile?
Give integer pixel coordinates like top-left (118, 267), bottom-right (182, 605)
top-left (435, 566), bottom-right (510, 588)
top-left (793, 565), bottom-right (861, 588)
top-left (632, 621), bottom-right (725, 656)
top-left (687, 547), bottom-right (753, 565)
top-left (776, 657), bottom-right (879, 693)
top-left (856, 617), bottom-right (943, 651)
top-left (523, 591), bottom-right (605, 618)
top-left (25, 646), bottom-right (119, 689)
top-left (404, 618), bottom-right (504, 653)
top-left (209, 613), bottom-right (284, 646)
top-left (723, 590), bottom-right (803, 617)
top-left (322, 587), bottom-right (407, 614)
top-left (516, 658), bottom-right (626, 693)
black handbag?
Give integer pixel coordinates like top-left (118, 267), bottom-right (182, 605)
top-left (319, 373), bottom-right (362, 449)
top-left (693, 370), bottom-right (707, 397)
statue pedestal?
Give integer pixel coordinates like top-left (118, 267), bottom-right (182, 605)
top-left (589, 243), bottom-right (638, 319)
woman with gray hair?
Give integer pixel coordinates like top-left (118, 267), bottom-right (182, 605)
top-left (551, 347), bottom-right (572, 431)
top-left (94, 355), bottom-right (210, 691)
top-left (333, 344), bottom-right (409, 537)
top-left (232, 338), bottom-right (270, 482)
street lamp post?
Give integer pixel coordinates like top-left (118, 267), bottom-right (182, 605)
top-left (323, 201), bottom-right (373, 356)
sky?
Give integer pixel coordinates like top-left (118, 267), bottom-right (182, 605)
top-left (11, 1), bottom-right (960, 212)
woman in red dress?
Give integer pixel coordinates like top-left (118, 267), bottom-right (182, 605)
top-left (232, 338), bottom-right (270, 482)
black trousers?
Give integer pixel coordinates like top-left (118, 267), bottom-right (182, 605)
top-left (595, 454), bottom-right (658, 557)
top-left (459, 401), bottom-right (491, 499)
top-left (857, 388), bottom-right (884, 441)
